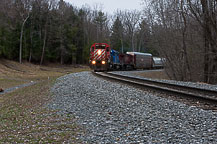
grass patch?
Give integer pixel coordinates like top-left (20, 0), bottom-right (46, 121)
top-left (136, 70), bottom-right (169, 80)
top-left (0, 60), bottom-right (89, 143)
top-left (0, 79), bottom-right (28, 89)
top-left (0, 59), bottom-right (90, 87)
top-left (0, 77), bottom-right (85, 143)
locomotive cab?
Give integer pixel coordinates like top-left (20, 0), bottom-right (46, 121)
top-left (89, 43), bottom-right (111, 71)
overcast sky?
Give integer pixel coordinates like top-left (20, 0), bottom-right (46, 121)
top-left (64, 0), bottom-right (144, 14)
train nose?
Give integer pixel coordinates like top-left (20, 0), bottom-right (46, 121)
top-left (97, 50), bottom-right (102, 55)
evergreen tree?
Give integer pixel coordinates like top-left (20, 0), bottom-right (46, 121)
top-left (93, 11), bottom-right (108, 42)
top-left (111, 17), bottom-right (124, 52)
top-left (138, 20), bottom-right (152, 53)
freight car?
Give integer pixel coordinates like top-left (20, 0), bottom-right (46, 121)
top-left (126, 52), bottom-right (153, 69)
top-left (152, 57), bottom-right (165, 69)
top-left (119, 53), bottom-right (134, 70)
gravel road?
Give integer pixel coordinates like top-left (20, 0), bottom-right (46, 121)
top-left (47, 71), bottom-right (217, 143)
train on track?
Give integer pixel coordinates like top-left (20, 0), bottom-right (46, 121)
top-left (89, 43), bottom-right (164, 71)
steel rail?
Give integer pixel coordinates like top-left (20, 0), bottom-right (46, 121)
top-left (93, 72), bottom-right (217, 102)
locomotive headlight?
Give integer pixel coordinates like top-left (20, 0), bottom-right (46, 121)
top-left (102, 61), bottom-right (106, 65)
top-left (92, 60), bottom-right (96, 65)
top-left (97, 50), bottom-right (102, 55)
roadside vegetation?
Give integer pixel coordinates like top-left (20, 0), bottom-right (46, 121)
top-left (136, 70), bottom-right (169, 80)
top-left (0, 59), bottom-right (89, 143)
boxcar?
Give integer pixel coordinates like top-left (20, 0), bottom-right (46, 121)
top-left (126, 52), bottom-right (153, 69)
top-left (119, 54), bottom-right (134, 70)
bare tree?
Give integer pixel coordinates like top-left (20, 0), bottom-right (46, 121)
top-left (123, 10), bottom-right (141, 52)
top-left (14, 0), bottom-right (31, 63)
top-left (180, 0), bottom-right (192, 81)
top-left (187, 0), bottom-right (217, 83)
top-left (40, 0), bottom-right (54, 65)
top-left (143, 0), bottom-right (202, 81)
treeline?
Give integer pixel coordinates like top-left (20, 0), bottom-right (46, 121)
top-left (0, 0), bottom-right (105, 65)
top-left (0, 0), bottom-right (217, 84)
top-left (0, 0), bottom-right (153, 65)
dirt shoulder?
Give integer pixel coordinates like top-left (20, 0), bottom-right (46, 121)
top-left (134, 69), bottom-right (169, 80)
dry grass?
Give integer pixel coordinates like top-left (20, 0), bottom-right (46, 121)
top-left (0, 79), bottom-right (27, 89)
top-left (135, 70), bottom-right (169, 80)
top-left (0, 59), bottom-right (89, 143)
top-left (0, 59), bottom-right (89, 88)
top-left (0, 79), bottom-right (83, 143)
top-left (0, 59), bottom-right (89, 80)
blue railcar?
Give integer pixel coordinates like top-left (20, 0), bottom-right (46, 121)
top-left (110, 50), bottom-right (120, 64)
top-left (110, 49), bottom-right (121, 70)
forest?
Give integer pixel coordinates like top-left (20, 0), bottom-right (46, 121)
top-left (0, 0), bottom-right (217, 84)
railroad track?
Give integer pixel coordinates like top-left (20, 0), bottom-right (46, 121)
top-left (93, 72), bottom-right (217, 103)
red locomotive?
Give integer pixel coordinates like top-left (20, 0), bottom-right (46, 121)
top-left (89, 43), bottom-right (111, 71)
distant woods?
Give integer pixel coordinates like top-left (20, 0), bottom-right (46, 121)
top-left (0, 0), bottom-right (217, 84)
top-left (0, 0), bottom-right (152, 65)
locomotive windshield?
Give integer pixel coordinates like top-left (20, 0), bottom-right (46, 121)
top-left (95, 46), bottom-right (106, 49)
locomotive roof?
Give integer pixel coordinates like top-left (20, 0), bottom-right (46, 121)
top-left (111, 49), bottom-right (119, 53)
top-left (126, 52), bottom-right (152, 56)
top-left (91, 43), bottom-right (110, 47)
top-left (153, 57), bottom-right (162, 60)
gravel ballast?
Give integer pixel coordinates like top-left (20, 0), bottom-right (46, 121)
top-left (47, 71), bottom-right (217, 143)
top-left (112, 70), bottom-right (217, 92)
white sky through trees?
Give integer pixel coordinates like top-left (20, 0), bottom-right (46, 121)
top-left (64, 0), bottom-right (144, 14)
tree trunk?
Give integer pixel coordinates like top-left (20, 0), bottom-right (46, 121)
top-left (40, 28), bottom-right (47, 65)
top-left (19, 15), bottom-right (29, 64)
top-left (201, 0), bottom-right (211, 83)
top-left (29, 48), bottom-right (32, 63)
top-left (181, 0), bottom-right (192, 81)
top-left (60, 37), bottom-right (64, 65)
top-left (131, 32), bottom-right (134, 52)
top-left (121, 38), bottom-right (124, 53)
top-left (29, 25), bottom-right (33, 63)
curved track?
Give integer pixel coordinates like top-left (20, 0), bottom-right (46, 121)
top-left (93, 72), bottom-right (217, 103)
